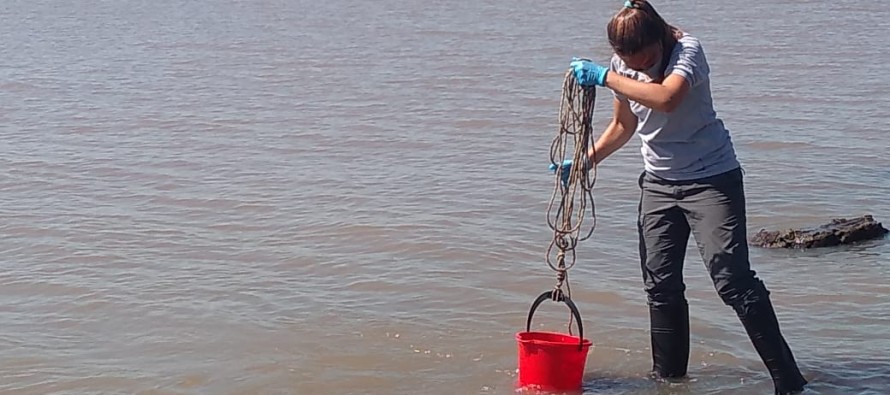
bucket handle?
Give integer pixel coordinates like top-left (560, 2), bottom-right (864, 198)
top-left (525, 290), bottom-right (585, 350)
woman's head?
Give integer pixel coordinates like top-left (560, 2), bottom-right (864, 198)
top-left (607, 0), bottom-right (681, 71)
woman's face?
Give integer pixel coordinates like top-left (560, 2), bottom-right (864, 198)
top-left (619, 43), bottom-right (663, 72)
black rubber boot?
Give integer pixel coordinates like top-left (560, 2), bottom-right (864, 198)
top-left (649, 301), bottom-right (690, 378)
top-left (734, 293), bottom-right (807, 394)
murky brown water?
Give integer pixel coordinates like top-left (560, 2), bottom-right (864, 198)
top-left (1, 0), bottom-right (889, 394)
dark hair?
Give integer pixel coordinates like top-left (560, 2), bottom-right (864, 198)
top-left (607, 0), bottom-right (682, 56)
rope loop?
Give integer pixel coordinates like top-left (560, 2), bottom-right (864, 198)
top-left (546, 69), bottom-right (599, 301)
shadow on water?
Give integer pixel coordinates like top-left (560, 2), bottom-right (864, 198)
top-left (516, 374), bottom-right (687, 395)
top-left (580, 374), bottom-right (655, 395)
top-left (577, 358), bottom-right (890, 394)
top-left (575, 374), bottom-right (758, 395)
top-left (516, 358), bottom-right (890, 395)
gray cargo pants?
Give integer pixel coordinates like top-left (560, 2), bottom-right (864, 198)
top-left (637, 167), bottom-right (807, 393)
top-left (637, 167), bottom-right (757, 307)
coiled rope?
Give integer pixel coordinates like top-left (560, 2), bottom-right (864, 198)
top-left (546, 68), bottom-right (598, 329)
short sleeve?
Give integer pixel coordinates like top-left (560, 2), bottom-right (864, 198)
top-left (667, 36), bottom-right (709, 87)
top-left (610, 54), bottom-right (629, 102)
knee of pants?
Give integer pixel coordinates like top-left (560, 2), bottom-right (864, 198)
top-left (645, 284), bottom-right (687, 308)
top-left (718, 278), bottom-right (771, 315)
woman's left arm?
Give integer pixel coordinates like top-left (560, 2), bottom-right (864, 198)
top-left (604, 73), bottom-right (690, 113)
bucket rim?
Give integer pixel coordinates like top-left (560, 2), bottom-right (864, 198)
top-left (515, 330), bottom-right (593, 347)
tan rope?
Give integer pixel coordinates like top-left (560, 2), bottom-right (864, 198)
top-left (546, 69), bottom-right (598, 334)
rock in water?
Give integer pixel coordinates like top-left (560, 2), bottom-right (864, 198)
top-left (751, 215), bottom-right (889, 249)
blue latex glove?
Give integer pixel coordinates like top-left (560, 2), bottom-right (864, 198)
top-left (570, 57), bottom-right (608, 87)
top-left (549, 159), bottom-right (574, 188)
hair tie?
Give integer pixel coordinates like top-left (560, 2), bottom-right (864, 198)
top-left (624, 0), bottom-right (633, 8)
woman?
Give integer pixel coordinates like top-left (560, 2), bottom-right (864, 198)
top-left (560, 1), bottom-right (808, 394)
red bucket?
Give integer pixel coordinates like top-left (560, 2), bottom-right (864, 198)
top-left (516, 291), bottom-right (592, 392)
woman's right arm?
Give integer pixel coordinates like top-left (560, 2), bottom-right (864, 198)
top-left (588, 98), bottom-right (637, 165)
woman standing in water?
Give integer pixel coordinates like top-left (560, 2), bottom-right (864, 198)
top-left (557, 1), bottom-right (808, 393)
